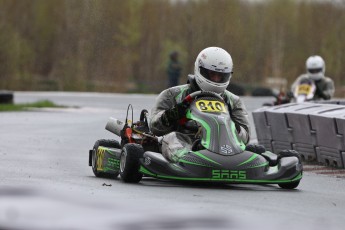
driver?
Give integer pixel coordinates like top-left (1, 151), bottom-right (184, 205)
top-left (150, 47), bottom-right (250, 153)
top-left (291, 55), bottom-right (335, 100)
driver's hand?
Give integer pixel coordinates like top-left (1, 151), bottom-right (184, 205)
top-left (315, 87), bottom-right (322, 97)
top-left (161, 102), bottom-right (188, 126)
top-left (286, 91), bottom-right (294, 99)
top-left (315, 87), bottom-right (330, 100)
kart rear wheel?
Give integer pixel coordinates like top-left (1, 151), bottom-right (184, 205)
top-left (92, 139), bottom-right (121, 179)
top-left (120, 143), bottom-right (144, 183)
top-left (278, 180), bottom-right (300, 189)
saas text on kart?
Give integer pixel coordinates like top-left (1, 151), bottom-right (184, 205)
top-left (89, 91), bottom-right (303, 189)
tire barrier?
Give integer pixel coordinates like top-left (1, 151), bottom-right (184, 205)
top-left (0, 90), bottom-right (14, 104)
top-left (251, 87), bottom-right (273, 97)
top-left (313, 100), bottom-right (345, 105)
top-left (253, 101), bottom-right (345, 168)
top-left (226, 83), bottom-right (246, 96)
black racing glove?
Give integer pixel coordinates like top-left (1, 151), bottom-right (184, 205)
top-left (286, 91), bottom-right (294, 99)
top-left (315, 87), bottom-right (330, 100)
top-left (315, 87), bottom-right (323, 97)
top-left (314, 80), bottom-right (330, 100)
top-left (161, 102), bottom-right (188, 127)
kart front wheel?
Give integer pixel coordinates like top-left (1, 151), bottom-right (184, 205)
top-left (120, 143), bottom-right (144, 183)
top-left (91, 139), bottom-right (120, 179)
top-left (278, 180), bottom-right (300, 189)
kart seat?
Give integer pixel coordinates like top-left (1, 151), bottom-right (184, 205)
top-left (133, 125), bottom-right (150, 133)
top-left (132, 109), bottom-right (150, 133)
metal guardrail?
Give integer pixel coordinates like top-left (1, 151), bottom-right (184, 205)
top-left (253, 100), bottom-right (345, 168)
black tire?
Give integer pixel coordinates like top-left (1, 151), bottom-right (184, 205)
top-left (92, 139), bottom-right (121, 178)
top-left (278, 180), bottom-right (300, 189)
top-left (120, 143), bottom-right (144, 183)
top-left (0, 91), bottom-right (14, 104)
top-left (251, 87), bottom-right (273, 96)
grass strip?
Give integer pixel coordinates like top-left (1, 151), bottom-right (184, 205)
top-left (0, 100), bottom-right (66, 112)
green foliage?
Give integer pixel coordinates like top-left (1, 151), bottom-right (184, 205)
top-left (0, 100), bottom-right (66, 112)
top-left (0, 0), bottom-right (344, 94)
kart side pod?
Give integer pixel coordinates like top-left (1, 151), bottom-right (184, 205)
top-left (105, 117), bottom-right (124, 137)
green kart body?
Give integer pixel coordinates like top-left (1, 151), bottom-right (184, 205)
top-left (89, 91), bottom-right (303, 189)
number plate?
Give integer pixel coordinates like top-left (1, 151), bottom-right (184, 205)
top-left (196, 100), bottom-right (227, 113)
top-left (297, 84), bottom-right (312, 95)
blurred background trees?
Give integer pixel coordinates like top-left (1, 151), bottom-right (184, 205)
top-left (0, 0), bottom-right (344, 95)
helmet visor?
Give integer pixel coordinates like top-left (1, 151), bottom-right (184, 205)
top-left (300, 78), bottom-right (313, 85)
top-left (199, 67), bottom-right (231, 84)
top-left (308, 68), bottom-right (322, 74)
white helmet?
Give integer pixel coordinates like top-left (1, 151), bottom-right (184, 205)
top-left (194, 47), bottom-right (233, 94)
top-left (306, 55), bottom-right (325, 81)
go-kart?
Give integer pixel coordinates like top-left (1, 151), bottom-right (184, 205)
top-left (291, 78), bottom-right (316, 103)
top-left (89, 91), bottom-right (303, 189)
top-left (263, 78), bottom-right (316, 106)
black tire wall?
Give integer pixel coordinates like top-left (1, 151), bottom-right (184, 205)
top-left (0, 91), bottom-right (14, 104)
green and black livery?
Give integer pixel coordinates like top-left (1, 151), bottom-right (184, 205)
top-left (89, 91), bottom-right (303, 189)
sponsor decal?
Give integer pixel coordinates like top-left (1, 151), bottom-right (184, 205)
top-left (97, 148), bottom-right (120, 171)
top-left (107, 158), bottom-right (120, 169)
top-left (221, 145), bottom-right (233, 154)
top-left (212, 170), bottom-right (246, 180)
top-left (144, 157), bottom-right (151, 165)
top-left (96, 148), bottom-right (105, 171)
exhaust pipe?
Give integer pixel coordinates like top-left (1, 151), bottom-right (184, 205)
top-left (105, 117), bottom-right (125, 136)
top-left (105, 117), bottom-right (163, 143)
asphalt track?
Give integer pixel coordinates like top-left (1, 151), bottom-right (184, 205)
top-left (0, 92), bottom-right (344, 230)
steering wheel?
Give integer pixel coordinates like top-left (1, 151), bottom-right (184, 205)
top-left (182, 90), bottom-right (225, 105)
top-left (179, 91), bottom-right (226, 129)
